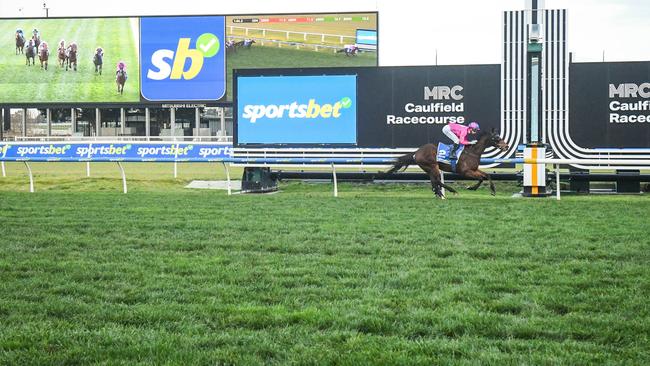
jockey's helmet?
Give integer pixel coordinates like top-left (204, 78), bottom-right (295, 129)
top-left (468, 122), bottom-right (480, 130)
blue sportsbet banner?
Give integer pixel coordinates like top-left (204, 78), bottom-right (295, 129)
top-left (237, 75), bottom-right (358, 145)
top-left (0, 143), bottom-right (232, 162)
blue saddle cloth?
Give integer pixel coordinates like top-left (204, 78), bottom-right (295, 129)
top-left (436, 143), bottom-right (464, 172)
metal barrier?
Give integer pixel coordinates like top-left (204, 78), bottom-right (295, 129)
top-left (2, 141), bottom-right (649, 199)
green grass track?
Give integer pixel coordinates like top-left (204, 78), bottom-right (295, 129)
top-left (0, 164), bottom-right (649, 364)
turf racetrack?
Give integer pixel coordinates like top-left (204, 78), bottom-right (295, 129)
top-left (0, 164), bottom-right (649, 364)
top-left (0, 18), bottom-right (139, 103)
top-left (226, 45), bottom-right (376, 101)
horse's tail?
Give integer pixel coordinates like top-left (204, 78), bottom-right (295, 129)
top-left (385, 152), bottom-right (416, 174)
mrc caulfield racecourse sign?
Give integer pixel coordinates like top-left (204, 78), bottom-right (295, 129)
top-left (386, 85), bottom-right (467, 125)
top-left (570, 61), bottom-right (650, 148)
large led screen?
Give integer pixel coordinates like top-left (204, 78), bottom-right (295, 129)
top-left (0, 12), bottom-right (377, 105)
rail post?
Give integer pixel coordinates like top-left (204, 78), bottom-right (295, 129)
top-left (24, 161), bottom-right (34, 193)
top-left (331, 163), bottom-right (338, 197)
top-left (116, 162), bottom-right (127, 194)
top-left (222, 162), bottom-right (232, 196)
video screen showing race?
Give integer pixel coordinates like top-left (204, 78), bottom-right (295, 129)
top-left (0, 17), bottom-right (139, 103)
top-left (225, 13), bottom-right (377, 100)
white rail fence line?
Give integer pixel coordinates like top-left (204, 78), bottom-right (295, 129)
top-left (228, 35), bottom-right (350, 53)
top-left (228, 26), bottom-right (356, 44)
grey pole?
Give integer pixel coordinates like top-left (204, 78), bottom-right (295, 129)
top-left (46, 108), bottom-right (51, 137)
top-left (120, 108), bottom-right (126, 136)
top-left (195, 107), bottom-right (200, 139)
top-left (22, 108), bottom-right (27, 137)
top-left (71, 108), bottom-right (76, 135)
top-left (170, 108), bottom-right (176, 140)
top-left (220, 107), bottom-right (226, 141)
top-left (145, 107), bottom-right (150, 141)
top-left (95, 108), bottom-right (101, 137)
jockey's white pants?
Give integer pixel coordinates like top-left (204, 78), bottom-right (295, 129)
top-left (442, 124), bottom-right (460, 144)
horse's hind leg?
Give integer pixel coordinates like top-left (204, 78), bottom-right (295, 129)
top-left (440, 181), bottom-right (458, 194)
top-left (99, 65), bottom-right (102, 75)
top-left (467, 179), bottom-right (484, 191)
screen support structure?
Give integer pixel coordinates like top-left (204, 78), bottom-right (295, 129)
top-left (523, 0), bottom-right (548, 197)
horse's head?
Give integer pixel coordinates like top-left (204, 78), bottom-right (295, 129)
top-left (483, 128), bottom-right (508, 151)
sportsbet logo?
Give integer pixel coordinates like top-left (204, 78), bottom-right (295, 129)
top-left (242, 97), bottom-right (353, 123)
top-left (147, 33), bottom-right (220, 81)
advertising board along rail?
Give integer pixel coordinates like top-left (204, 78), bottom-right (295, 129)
top-left (0, 141), bottom-right (233, 193)
top-left (3, 140), bottom-right (650, 198)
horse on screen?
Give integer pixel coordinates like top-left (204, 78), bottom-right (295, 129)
top-left (93, 47), bottom-right (104, 75)
top-left (57, 40), bottom-right (66, 68)
top-left (116, 61), bottom-right (127, 95)
top-left (38, 42), bottom-right (49, 70)
top-left (385, 129), bottom-right (509, 198)
top-left (65, 42), bottom-right (78, 71)
top-left (24, 39), bottom-right (36, 66)
top-left (15, 30), bottom-right (25, 55)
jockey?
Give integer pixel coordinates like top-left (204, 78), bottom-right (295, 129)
top-left (96, 47), bottom-right (104, 56)
top-left (32, 28), bottom-right (40, 39)
top-left (442, 122), bottom-right (480, 159)
top-left (58, 39), bottom-right (65, 50)
top-left (116, 61), bottom-right (128, 80)
top-left (38, 41), bottom-right (48, 54)
top-left (243, 38), bottom-right (253, 47)
top-left (344, 44), bottom-right (358, 55)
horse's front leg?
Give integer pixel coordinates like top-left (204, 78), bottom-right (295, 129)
top-left (429, 165), bottom-right (446, 199)
top-left (482, 171), bottom-right (496, 196)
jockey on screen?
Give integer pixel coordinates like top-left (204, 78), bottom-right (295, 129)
top-left (442, 122), bottom-right (480, 159)
top-left (116, 61), bottom-right (127, 79)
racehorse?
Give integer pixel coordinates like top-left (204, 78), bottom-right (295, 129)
top-left (57, 40), bottom-right (66, 67)
top-left (31, 30), bottom-right (40, 50)
top-left (225, 40), bottom-right (236, 53)
top-left (93, 47), bottom-right (103, 75)
top-left (38, 42), bottom-right (49, 70)
top-left (234, 39), bottom-right (256, 50)
top-left (15, 31), bottom-right (25, 54)
top-left (65, 42), bottom-right (77, 71)
top-left (336, 45), bottom-right (359, 56)
top-left (24, 39), bottom-right (36, 66)
top-left (385, 129), bottom-right (509, 198)
top-left (116, 61), bottom-right (127, 95)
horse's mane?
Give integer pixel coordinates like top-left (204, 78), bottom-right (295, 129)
top-left (475, 129), bottom-right (491, 140)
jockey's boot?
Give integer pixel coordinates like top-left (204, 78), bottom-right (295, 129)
top-left (449, 144), bottom-right (459, 160)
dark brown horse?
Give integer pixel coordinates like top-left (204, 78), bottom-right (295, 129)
top-left (93, 48), bottom-right (103, 75)
top-left (15, 32), bottom-right (25, 54)
top-left (65, 43), bottom-right (77, 71)
top-left (38, 42), bottom-right (49, 70)
top-left (57, 40), bottom-right (66, 67)
top-left (386, 129), bottom-right (509, 198)
top-left (234, 39), bottom-right (256, 50)
top-left (116, 67), bottom-right (127, 94)
top-left (24, 39), bottom-right (35, 66)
